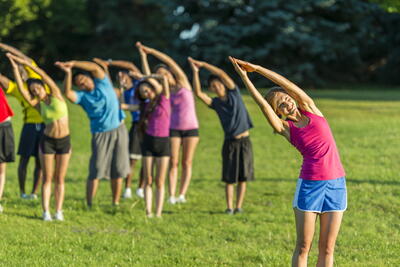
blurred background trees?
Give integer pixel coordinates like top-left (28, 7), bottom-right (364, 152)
top-left (0, 0), bottom-right (399, 87)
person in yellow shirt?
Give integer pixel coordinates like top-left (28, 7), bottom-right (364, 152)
top-left (0, 43), bottom-right (48, 199)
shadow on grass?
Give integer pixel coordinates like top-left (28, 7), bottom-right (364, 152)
top-left (254, 177), bottom-right (400, 186)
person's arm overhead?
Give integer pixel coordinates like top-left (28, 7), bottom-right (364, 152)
top-left (190, 58), bottom-right (235, 90)
top-left (8, 53), bottom-right (63, 100)
top-left (0, 43), bottom-right (32, 61)
top-left (188, 57), bottom-right (212, 106)
top-left (55, 61), bottom-right (76, 103)
top-left (93, 58), bottom-right (111, 79)
top-left (68, 60), bottom-right (105, 79)
top-left (230, 57), bottom-right (290, 139)
top-left (108, 59), bottom-right (142, 74)
top-left (7, 54), bottom-right (39, 107)
top-left (234, 59), bottom-right (322, 116)
top-left (136, 42), bottom-right (151, 76)
top-left (138, 42), bottom-right (191, 89)
top-left (0, 74), bottom-right (11, 93)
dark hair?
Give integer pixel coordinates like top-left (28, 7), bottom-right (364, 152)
top-left (136, 81), bottom-right (161, 134)
top-left (26, 78), bottom-right (45, 94)
top-left (153, 63), bottom-right (169, 73)
top-left (207, 74), bottom-right (223, 87)
top-left (72, 71), bottom-right (92, 84)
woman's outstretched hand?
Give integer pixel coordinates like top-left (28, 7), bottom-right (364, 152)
top-left (136, 42), bottom-right (152, 54)
top-left (55, 61), bottom-right (73, 73)
top-left (188, 57), bottom-right (201, 72)
top-left (229, 56), bottom-right (248, 78)
top-left (6, 53), bottom-right (28, 65)
top-left (234, 58), bottom-right (258, 72)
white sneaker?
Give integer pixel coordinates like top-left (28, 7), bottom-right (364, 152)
top-left (123, 188), bottom-right (132, 199)
top-left (177, 195), bottom-right (186, 203)
top-left (29, 194), bottom-right (38, 200)
top-left (168, 196), bottom-right (176, 205)
top-left (21, 193), bottom-right (29, 199)
top-left (136, 188), bottom-right (144, 198)
top-left (0, 204), bottom-right (3, 213)
top-left (43, 211), bottom-right (52, 221)
top-left (54, 211), bottom-right (64, 221)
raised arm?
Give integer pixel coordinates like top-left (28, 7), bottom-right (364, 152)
top-left (188, 57), bottom-right (212, 106)
top-left (136, 42), bottom-right (151, 75)
top-left (110, 59), bottom-right (142, 75)
top-left (8, 53), bottom-right (62, 99)
top-left (230, 57), bottom-right (290, 139)
top-left (69, 60), bottom-right (105, 79)
top-left (55, 61), bottom-right (76, 103)
top-left (0, 43), bottom-right (32, 61)
top-left (7, 55), bottom-right (39, 107)
top-left (234, 59), bottom-right (322, 116)
top-left (93, 58), bottom-right (111, 78)
top-left (191, 58), bottom-right (235, 90)
top-left (138, 42), bottom-right (191, 89)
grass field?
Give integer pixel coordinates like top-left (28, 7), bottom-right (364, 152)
top-left (1, 88), bottom-right (400, 266)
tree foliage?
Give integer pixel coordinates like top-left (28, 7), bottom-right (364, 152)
top-left (0, 0), bottom-right (399, 86)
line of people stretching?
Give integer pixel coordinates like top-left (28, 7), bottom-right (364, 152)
top-left (0, 42), bottom-right (347, 266)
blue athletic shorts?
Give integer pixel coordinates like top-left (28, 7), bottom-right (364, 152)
top-left (292, 177), bottom-right (347, 213)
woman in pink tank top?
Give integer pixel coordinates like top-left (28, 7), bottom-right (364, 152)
top-left (231, 57), bottom-right (346, 267)
top-left (136, 42), bottom-right (199, 205)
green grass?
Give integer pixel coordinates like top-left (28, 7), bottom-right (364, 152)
top-left (1, 88), bottom-right (400, 266)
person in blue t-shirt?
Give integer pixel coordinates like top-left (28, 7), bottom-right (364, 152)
top-left (189, 57), bottom-right (254, 215)
top-left (92, 58), bottom-right (146, 199)
top-left (56, 60), bottom-right (130, 208)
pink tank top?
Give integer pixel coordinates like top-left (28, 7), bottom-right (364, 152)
top-left (288, 110), bottom-right (345, 180)
top-left (170, 88), bottom-right (199, 130)
top-left (146, 95), bottom-right (171, 137)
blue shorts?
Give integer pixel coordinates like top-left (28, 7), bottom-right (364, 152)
top-left (292, 177), bottom-right (347, 213)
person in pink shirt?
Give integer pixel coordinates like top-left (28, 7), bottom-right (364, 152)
top-left (137, 75), bottom-right (170, 218)
top-left (231, 57), bottom-right (346, 267)
top-left (136, 42), bottom-right (199, 205)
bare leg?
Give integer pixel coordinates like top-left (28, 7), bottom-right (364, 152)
top-left (41, 152), bottom-right (55, 212)
top-left (18, 156), bottom-right (29, 195)
top-left (86, 179), bottom-right (99, 207)
top-left (0, 163), bottom-right (6, 201)
top-left (125, 158), bottom-right (137, 189)
top-left (138, 166), bottom-right (144, 188)
top-left (317, 212), bottom-right (344, 267)
top-left (292, 209), bottom-right (318, 267)
top-left (31, 156), bottom-right (42, 195)
top-left (225, 183), bottom-right (234, 210)
top-left (54, 152), bottom-right (71, 212)
top-left (178, 136), bottom-right (199, 197)
top-left (236, 181), bottom-right (246, 209)
top-left (168, 137), bottom-right (181, 198)
top-left (143, 156), bottom-right (154, 216)
top-left (111, 178), bottom-right (123, 205)
top-left (155, 156), bottom-right (170, 217)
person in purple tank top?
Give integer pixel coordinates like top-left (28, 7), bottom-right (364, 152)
top-left (231, 57), bottom-right (347, 267)
top-left (136, 42), bottom-right (199, 205)
top-left (136, 75), bottom-right (170, 218)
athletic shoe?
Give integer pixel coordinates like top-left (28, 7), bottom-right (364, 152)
top-left (225, 209), bottom-right (234, 215)
top-left (234, 208), bottom-right (243, 214)
top-left (21, 193), bottom-right (29, 199)
top-left (136, 188), bottom-right (144, 198)
top-left (43, 211), bottom-right (52, 221)
top-left (146, 213), bottom-right (154, 218)
top-left (54, 210), bottom-right (64, 221)
top-left (176, 195), bottom-right (186, 203)
top-left (0, 204), bottom-right (3, 213)
top-left (123, 188), bottom-right (132, 199)
top-left (168, 196), bottom-right (176, 205)
top-left (29, 194), bottom-right (38, 200)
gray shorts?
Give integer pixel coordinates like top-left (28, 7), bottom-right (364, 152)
top-left (88, 123), bottom-right (130, 180)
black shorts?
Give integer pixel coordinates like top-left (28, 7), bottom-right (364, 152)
top-left (222, 136), bottom-right (254, 184)
top-left (170, 129), bottom-right (199, 138)
top-left (18, 123), bottom-right (45, 158)
top-left (142, 133), bottom-right (170, 157)
top-left (129, 122), bottom-right (143, 159)
top-left (0, 121), bottom-right (15, 163)
top-left (40, 135), bottom-right (71, 154)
